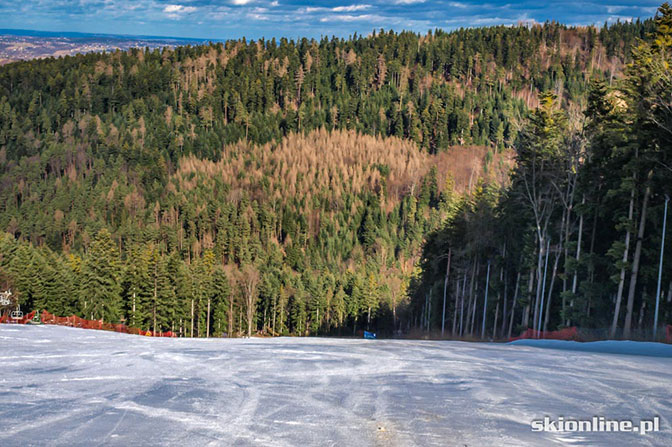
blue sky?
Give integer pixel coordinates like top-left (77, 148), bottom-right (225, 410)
top-left (0, 1), bottom-right (662, 40)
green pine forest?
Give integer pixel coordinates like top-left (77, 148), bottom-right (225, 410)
top-left (0, 5), bottom-right (670, 339)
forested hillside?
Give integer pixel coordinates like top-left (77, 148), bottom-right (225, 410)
top-left (411, 4), bottom-right (672, 340)
top-left (0, 125), bottom-right (511, 336)
top-left (0, 10), bottom-right (665, 337)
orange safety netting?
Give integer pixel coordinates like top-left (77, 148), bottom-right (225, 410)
top-left (509, 326), bottom-right (579, 342)
top-left (0, 310), bottom-right (36, 325)
top-left (1, 309), bottom-right (175, 337)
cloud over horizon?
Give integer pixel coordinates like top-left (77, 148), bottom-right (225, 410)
top-left (0, 1), bottom-right (663, 40)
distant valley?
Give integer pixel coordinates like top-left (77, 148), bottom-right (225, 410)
top-left (0, 29), bottom-right (207, 64)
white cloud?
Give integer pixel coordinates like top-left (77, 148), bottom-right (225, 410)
top-left (163, 5), bottom-right (197, 14)
top-left (443, 13), bottom-right (538, 27)
top-left (270, 0), bottom-right (279, 6)
top-left (606, 6), bottom-right (627, 14)
top-left (607, 15), bottom-right (633, 23)
top-left (247, 13), bottom-right (270, 20)
top-left (163, 4), bottom-right (197, 20)
top-left (304, 5), bottom-right (372, 14)
top-left (319, 14), bottom-right (385, 23)
top-left (231, 0), bottom-right (253, 5)
top-left (393, 0), bottom-right (426, 4)
top-left (332, 5), bottom-right (371, 12)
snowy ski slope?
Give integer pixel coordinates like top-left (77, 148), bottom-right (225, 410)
top-left (0, 325), bottom-right (670, 446)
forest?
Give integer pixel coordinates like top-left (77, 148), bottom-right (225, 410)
top-left (0, 5), bottom-right (670, 339)
top-left (411, 4), bottom-right (672, 340)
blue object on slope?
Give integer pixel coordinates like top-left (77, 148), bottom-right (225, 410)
top-left (364, 331), bottom-right (376, 339)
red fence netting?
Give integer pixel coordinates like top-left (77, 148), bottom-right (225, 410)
top-left (1, 309), bottom-right (175, 337)
top-left (509, 326), bottom-right (579, 342)
top-left (511, 325), bottom-right (672, 343)
top-left (0, 310), bottom-right (36, 325)
top-left (4, 311), bottom-right (671, 342)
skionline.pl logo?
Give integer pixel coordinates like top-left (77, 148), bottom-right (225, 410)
top-left (531, 416), bottom-right (660, 435)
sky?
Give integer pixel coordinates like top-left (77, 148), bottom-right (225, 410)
top-left (0, 1), bottom-right (663, 40)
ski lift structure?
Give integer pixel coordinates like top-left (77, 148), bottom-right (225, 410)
top-left (0, 289), bottom-right (11, 307)
top-left (10, 307), bottom-right (23, 321)
top-left (1, 290), bottom-right (23, 322)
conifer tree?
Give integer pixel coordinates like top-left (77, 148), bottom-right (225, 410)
top-left (80, 229), bottom-right (122, 322)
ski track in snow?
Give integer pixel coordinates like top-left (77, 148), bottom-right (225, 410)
top-left (0, 325), bottom-right (670, 446)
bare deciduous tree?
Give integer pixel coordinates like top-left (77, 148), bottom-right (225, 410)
top-left (240, 264), bottom-right (260, 337)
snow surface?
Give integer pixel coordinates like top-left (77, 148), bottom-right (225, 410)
top-left (510, 339), bottom-right (672, 358)
top-left (0, 325), bottom-right (670, 447)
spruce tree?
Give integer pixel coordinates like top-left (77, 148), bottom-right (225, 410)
top-left (80, 229), bottom-right (122, 322)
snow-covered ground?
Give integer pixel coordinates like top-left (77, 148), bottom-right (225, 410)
top-left (0, 326), bottom-right (670, 446)
top-left (510, 338), bottom-right (672, 358)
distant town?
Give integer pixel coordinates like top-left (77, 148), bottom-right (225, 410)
top-left (0, 30), bottom-right (208, 64)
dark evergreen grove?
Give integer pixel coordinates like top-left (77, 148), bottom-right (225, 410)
top-left (411, 4), bottom-right (672, 340)
top-left (0, 6), bottom-right (670, 338)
